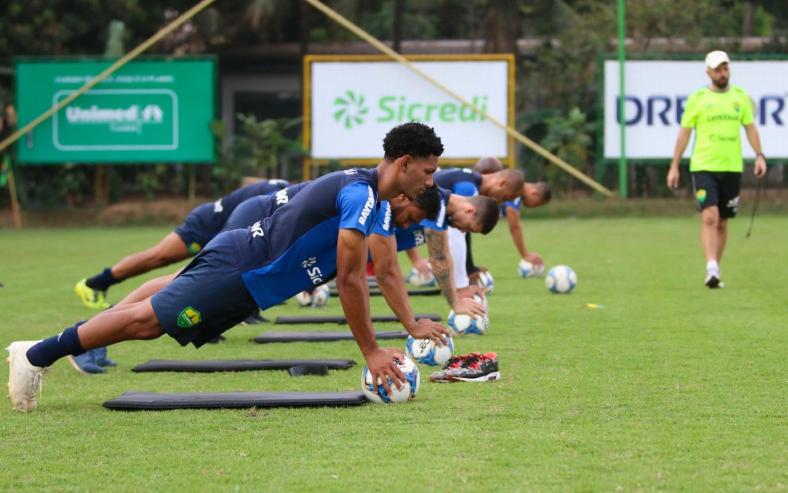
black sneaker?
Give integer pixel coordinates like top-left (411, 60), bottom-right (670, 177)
top-left (704, 271), bottom-right (722, 288)
top-left (429, 352), bottom-right (500, 383)
top-left (241, 311), bottom-right (269, 325)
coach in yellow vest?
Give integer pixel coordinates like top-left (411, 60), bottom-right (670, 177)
top-left (667, 50), bottom-right (767, 288)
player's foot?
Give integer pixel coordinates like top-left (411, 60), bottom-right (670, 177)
top-left (241, 311), bottom-right (268, 325)
top-left (6, 341), bottom-right (47, 412)
top-left (429, 352), bottom-right (500, 383)
top-left (67, 350), bottom-right (106, 374)
top-left (74, 279), bottom-right (110, 309)
top-left (93, 346), bottom-right (117, 367)
top-left (206, 335), bottom-right (226, 344)
top-left (704, 271), bottom-right (722, 289)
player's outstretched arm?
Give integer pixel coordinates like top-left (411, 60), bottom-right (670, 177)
top-left (744, 123), bottom-right (767, 177)
top-left (668, 127), bottom-right (692, 188)
top-left (505, 207), bottom-right (542, 266)
top-left (405, 247), bottom-right (431, 275)
top-left (370, 234), bottom-right (448, 344)
top-left (337, 229), bottom-right (404, 394)
top-left (424, 228), bottom-right (485, 316)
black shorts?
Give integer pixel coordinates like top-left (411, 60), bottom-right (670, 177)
top-left (691, 171), bottom-right (741, 218)
top-left (174, 203), bottom-right (221, 254)
top-left (150, 232), bottom-right (257, 348)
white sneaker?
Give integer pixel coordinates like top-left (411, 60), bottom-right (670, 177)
top-left (6, 341), bottom-right (47, 412)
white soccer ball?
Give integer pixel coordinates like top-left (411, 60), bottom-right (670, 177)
top-left (311, 284), bottom-right (330, 307)
top-left (407, 267), bottom-right (436, 287)
top-left (294, 290), bottom-right (313, 307)
top-left (447, 310), bottom-right (488, 336)
top-left (361, 356), bottom-right (420, 404)
top-left (545, 265), bottom-right (577, 294)
top-left (405, 335), bottom-right (454, 366)
top-left (518, 259), bottom-right (545, 278)
top-left (472, 293), bottom-right (488, 312)
top-left (475, 270), bottom-right (494, 294)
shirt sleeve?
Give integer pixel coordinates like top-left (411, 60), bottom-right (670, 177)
top-left (453, 181), bottom-right (478, 197)
top-left (680, 92), bottom-right (699, 128)
top-left (372, 200), bottom-right (394, 236)
top-left (741, 95), bottom-right (755, 126)
top-left (337, 181), bottom-right (377, 236)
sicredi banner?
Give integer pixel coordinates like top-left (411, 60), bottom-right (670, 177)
top-left (16, 58), bottom-right (215, 164)
top-left (305, 55), bottom-right (513, 162)
top-left (603, 59), bottom-right (788, 160)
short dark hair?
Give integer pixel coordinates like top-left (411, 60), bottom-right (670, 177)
top-left (413, 185), bottom-right (442, 221)
top-left (467, 195), bottom-right (500, 234)
top-left (534, 181), bottom-right (552, 203)
top-left (494, 169), bottom-right (525, 197)
top-left (472, 157), bottom-right (504, 174)
top-left (383, 122), bottom-right (444, 160)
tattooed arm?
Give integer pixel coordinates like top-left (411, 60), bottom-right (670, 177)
top-left (425, 228), bottom-right (485, 316)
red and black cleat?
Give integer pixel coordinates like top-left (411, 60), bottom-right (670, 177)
top-left (429, 352), bottom-right (500, 383)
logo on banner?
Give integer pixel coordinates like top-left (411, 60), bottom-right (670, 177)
top-left (333, 91), bottom-right (369, 129)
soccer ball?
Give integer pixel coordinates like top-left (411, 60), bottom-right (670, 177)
top-left (545, 265), bottom-right (577, 294)
top-left (405, 335), bottom-right (454, 366)
top-left (518, 259), bottom-right (545, 278)
top-left (472, 293), bottom-right (488, 312)
top-left (311, 284), bottom-right (330, 307)
top-left (294, 290), bottom-right (313, 307)
top-left (448, 310), bottom-right (488, 336)
top-left (407, 267), bottom-right (436, 287)
top-left (361, 356), bottom-right (420, 404)
top-left (475, 270), bottom-right (494, 294)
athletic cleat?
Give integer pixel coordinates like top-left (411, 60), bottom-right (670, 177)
top-left (704, 272), bottom-right (722, 289)
top-left (429, 352), bottom-right (500, 383)
top-left (241, 310), bottom-right (268, 325)
top-left (6, 341), bottom-right (47, 412)
top-left (74, 279), bottom-right (110, 309)
top-left (93, 346), bottom-right (117, 367)
top-left (67, 350), bottom-right (105, 374)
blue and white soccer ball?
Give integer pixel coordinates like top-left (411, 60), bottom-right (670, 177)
top-left (447, 310), bottom-right (489, 336)
top-left (545, 265), bottom-right (577, 294)
top-left (472, 293), bottom-right (488, 312)
top-left (518, 259), bottom-right (545, 278)
top-left (310, 284), bottom-right (330, 307)
top-left (405, 335), bottom-right (454, 366)
top-left (407, 267), bottom-right (436, 287)
top-left (294, 290), bottom-right (313, 307)
top-left (361, 356), bottom-right (420, 404)
top-left (475, 270), bottom-right (494, 294)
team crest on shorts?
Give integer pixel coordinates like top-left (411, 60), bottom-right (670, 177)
top-left (695, 189), bottom-right (707, 203)
top-left (177, 306), bottom-right (202, 328)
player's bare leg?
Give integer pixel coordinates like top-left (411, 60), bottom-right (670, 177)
top-left (700, 206), bottom-right (722, 287)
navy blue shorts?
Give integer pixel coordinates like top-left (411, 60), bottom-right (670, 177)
top-left (174, 203), bottom-right (222, 254)
top-left (151, 232), bottom-right (257, 348)
top-left (222, 196), bottom-right (275, 232)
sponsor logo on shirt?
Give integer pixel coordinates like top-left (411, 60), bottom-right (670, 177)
top-left (251, 220), bottom-right (264, 238)
top-left (413, 229), bottom-right (425, 246)
top-left (435, 199), bottom-right (446, 228)
top-left (358, 185), bottom-right (375, 226)
top-left (275, 188), bottom-right (289, 206)
top-left (213, 199), bottom-right (223, 213)
top-left (382, 202), bottom-right (391, 232)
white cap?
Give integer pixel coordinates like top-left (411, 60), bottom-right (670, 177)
top-left (705, 50), bottom-right (730, 69)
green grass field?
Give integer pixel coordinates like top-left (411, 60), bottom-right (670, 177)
top-left (1, 216), bottom-right (786, 491)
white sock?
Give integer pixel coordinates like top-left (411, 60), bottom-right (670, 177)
top-left (706, 260), bottom-right (720, 273)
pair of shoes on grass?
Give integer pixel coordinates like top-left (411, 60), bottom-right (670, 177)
top-left (430, 352), bottom-right (500, 383)
top-left (67, 346), bottom-right (116, 374)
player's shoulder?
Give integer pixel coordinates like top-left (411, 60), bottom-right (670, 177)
top-left (687, 86), bottom-right (709, 102)
top-left (729, 84), bottom-right (751, 99)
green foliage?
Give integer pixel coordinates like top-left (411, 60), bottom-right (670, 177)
top-left (1, 218), bottom-right (786, 490)
top-left (538, 108), bottom-right (594, 194)
top-left (136, 164), bottom-right (169, 201)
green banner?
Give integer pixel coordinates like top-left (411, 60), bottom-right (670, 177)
top-left (15, 58), bottom-right (215, 164)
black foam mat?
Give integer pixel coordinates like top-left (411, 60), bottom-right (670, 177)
top-left (103, 391), bottom-right (368, 410)
top-left (131, 359), bottom-right (356, 373)
top-left (274, 314), bottom-right (440, 324)
top-left (253, 330), bottom-right (408, 344)
top-left (329, 288), bottom-right (441, 297)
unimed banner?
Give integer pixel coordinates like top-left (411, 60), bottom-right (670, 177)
top-left (305, 56), bottom-right (513, 161)
top-left (603, 60), bottom-right (788, 160)
top-left (16, 58), bottom-right (215, 164)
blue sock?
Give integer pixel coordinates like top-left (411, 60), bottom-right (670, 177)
top-left (26, 322), bottom-right (86, 368)
top-left (86, 268), bottom-right (119, 291)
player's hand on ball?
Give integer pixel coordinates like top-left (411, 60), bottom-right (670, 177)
top-left (413, 259), bottom-right (432, 277)
top-left (364, 348), bottom-right (406, 395)
top-left (452, 297), bottom-right (486, 317)
top-left (667, 166), bottom-right (680, 189)
top-left (524, 252), bottom-right (544, 267)
top-left (408, 318), bottom-right (450, 346)
top-left (457, 285), bottom-right (485, 300)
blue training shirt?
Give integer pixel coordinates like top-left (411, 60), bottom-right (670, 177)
top-left (433, 168), bottom-right (482, 197)
top-left (373, 187), bottom-right (451, 251)
top-left (210, 179), bottom-right (290, 225)
top-left (222, 181), bottom-right (310, 232)
top-left (235, 169), bottom-right (380, 309)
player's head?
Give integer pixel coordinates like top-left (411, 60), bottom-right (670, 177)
top-left (447, 194), bottom-right (500, 234)
top-left (383, 122), bottom-right (444, 200)
top-left (481, 169), bottom-right (525, 203)
top-left (705, 50), bottom-right (730, 90)
top-left (473, 156), bottom-right (504, 174)
top-left (522, 181), bottom-right (551, 208)
top-left (389, 186), bottom-right (441, 229)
